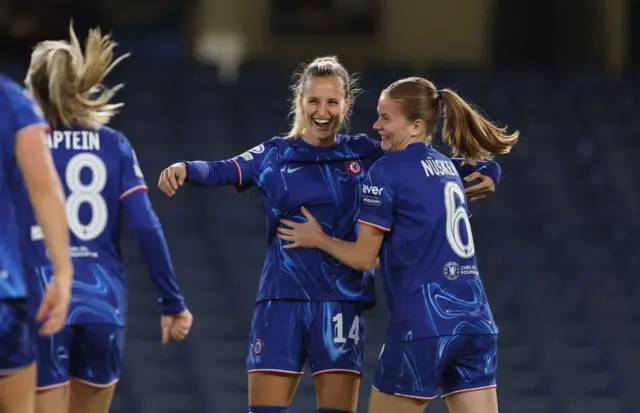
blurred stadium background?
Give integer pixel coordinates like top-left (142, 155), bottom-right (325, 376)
top-left (1, 0), bottom-right (638, 412)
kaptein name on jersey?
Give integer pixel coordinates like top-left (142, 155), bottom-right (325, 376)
top-left (421, 158), bottom-right (458, 178)
top-left (48, 130), bottom-right (100, 151)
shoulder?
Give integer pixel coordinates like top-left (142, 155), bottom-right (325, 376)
top-left (0, 75), bottom-right (19, 102)
top-left (342, 133), bottom-right (383, 154)
top-left (233, 136), bottom-right (283, 164)
top-left (0, 77), bottom-right (43, 118)
top-left (97, 126), bottom-right (128, 149)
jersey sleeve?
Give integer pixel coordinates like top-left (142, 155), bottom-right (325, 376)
top-left (0, 80), bottom-right (47, 155)
top-left (356, 134), bottom-right (385, 160)
top-left (358, 161), bottom-right (395, 232)
top-left (5, 81), bottom-right (47, 133)
top-left (122, 190), bottom-right (186, 315)
top-left (118, 134), bottom-right (149, 200)
top-left (451, 158), bottom-right (502, 185)
top-left (185, 139), bottom-right (275, 193)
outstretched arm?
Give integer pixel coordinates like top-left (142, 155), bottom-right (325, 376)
top-left (158, 159), bottom-right (242, 196)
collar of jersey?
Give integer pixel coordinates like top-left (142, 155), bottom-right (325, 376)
top-left (290, 134), bottom-right (345, 152)
top-left (402, 142), bottom-right (433, 152)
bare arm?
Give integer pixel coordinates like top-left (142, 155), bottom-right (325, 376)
top-left (314, 224), bottom-right (384, 271)
top-left (278, 207), bottom-right (384, 271)
top-left (16, 124), bottom-right (72, 282)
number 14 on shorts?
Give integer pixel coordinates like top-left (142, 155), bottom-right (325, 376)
top-left (332, 313), bottom-right (360, 345)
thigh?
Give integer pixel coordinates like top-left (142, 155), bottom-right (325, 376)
top-left (69, 325), bottom-right (124, 387)
top-left (0, 362), bottom-right (36, 413)
top-left (68, 379), bottom-right (117, 413)
top-left (368, 385), bottom-right (429, 413)
top-left (247, 300), bottom-right (306, 375)
top-left (306, 301), bottom-right (364, 377)
top-left (248, 371), bottom-right (301, 407)
top-left (314, 371), bottom-right (360, 412)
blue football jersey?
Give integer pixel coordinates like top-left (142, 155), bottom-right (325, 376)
top-left (0, 75), bottom-right (47, 299)
top-left (20, 126), bottom-right (148, 325)
top-left (188, 134), bottom-right (383, 307)
top-left (358, 143), bottom-right (498, 342)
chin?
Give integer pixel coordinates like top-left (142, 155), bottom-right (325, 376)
top-left (381, 141), bottom-right (392, 151)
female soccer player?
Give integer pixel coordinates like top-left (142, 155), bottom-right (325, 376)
top-left (277, 76), bottom-right (518, 413)
top-left (158, 58), bottom-right (501, 413)
top-left (0, 75), bottom-right (72, 413)
top-left (22, 25), bottom-right (193, 413)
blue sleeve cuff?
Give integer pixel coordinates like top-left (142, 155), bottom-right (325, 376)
top-left (160, 299), bottom-right (187, 315)
top-left (479, 161), bottom-right (502, 185)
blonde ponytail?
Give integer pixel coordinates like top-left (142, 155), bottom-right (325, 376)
top-left (27, 23), bottom-right (130, 130)
top-left (440, 89), bottom-right (519, 162)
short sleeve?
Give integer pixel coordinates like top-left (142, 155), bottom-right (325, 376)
top-left (358, 161), bottom-right (395, 232)
top-left (119, 134), bottom-right (148, 200)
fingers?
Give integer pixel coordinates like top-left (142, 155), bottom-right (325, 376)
top-left (277, 233), bottom-right (295, 242)
top-left (171, 325), bottom-right (190, 340)
top-left (170, 317), bottom-right (191, 341)
top-left (283, 242), bottom-right (300, 250)
top-left (300, 206), bottom-right (313, 221)
top-left (176, 163), bottom-right (186, 186)
top-left (464, 174), bottom-right (495, 196)
top-left (464, 182), bottom-right (490, 195)
top-left (279, 219), bottom-right (297, 228)
top-left (162, 325), bottom-right (170, 344)
top-left (36, 299), bottom-right (50, 322)
top-left (167, 169), bottom-right (179, 192)
top-left (277, 227), bottom-right (294, 236)
top-left (161, 311), bottom-right (193, 343)
top-left (463, 172), bottom-right (482, 182)
top-left (158, 167), bottom-right (184, 197)
top-left (158, 170), bottom-right (174, 196)
top-left (39, 304), bottom-right (66, 336)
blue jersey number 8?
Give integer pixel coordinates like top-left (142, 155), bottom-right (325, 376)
top-left (65, 153), bottom-right (108, 241)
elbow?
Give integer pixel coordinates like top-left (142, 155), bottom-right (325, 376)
top-left (130, 219), bottom-right (162, 239)
top-left (131, 221), bottom-right (161, 237)
top-left (355, 256), bottom-right (378, 272)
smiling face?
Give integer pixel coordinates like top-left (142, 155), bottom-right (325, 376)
top-left (373, 92), bottom-right (425, 151)
top-left (300, 76), bottom-right (350, 144)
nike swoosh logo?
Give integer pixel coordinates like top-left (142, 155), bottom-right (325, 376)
top-left (287, 167), bottom-right (303, 173)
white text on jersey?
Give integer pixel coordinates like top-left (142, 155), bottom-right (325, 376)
top-left (363, 184), bottom-right (384, 196)
top-left (48, 130), bottom-right (100, 151)
top-left (421, 158), bottom-right (457, 178)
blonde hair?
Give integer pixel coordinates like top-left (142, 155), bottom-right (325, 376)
top-left (287, 56), bottom-right (359, 138)
top-left (26, 24), bottom-right (129, 130)
top-left (385, 77), bottom-right (519, 162)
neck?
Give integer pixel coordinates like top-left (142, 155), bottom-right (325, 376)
top-left (301, 130), bottom-right (338, 147)
top-left (391, 135), bottom-right (428, 152)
